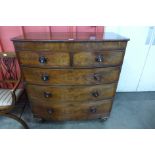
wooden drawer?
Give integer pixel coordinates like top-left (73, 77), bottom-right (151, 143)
top-left (26, 83), bottom-right (117, 102)
top-left (74, 50), bottom-right (124, 67)
top-left (17, 51), bottom-right (70, 67)
top-left (22, 67), bottom-right (120, 85)
top-left (31, 99), bottom-right (112, 121)
top-left (14, 41), bottom-right (127, 51)
top-left (72, 42), bottom-right (127, 51)
top-left (14, 42), bottom-right (71, 51)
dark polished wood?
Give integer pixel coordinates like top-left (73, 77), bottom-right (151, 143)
top-left (17, 49), bottom-right (125, 68)
top-left (12, 32), bottom-right (129, 121)
top-left (12, 32), bottom-right (129, 42)
top-left (73, 50), bottom-right (124, 67)
top-left (26, 83), bottom-right (117, 102)
top-left (14, 41), bottom-right (127, 51)
top-left (31, 99), bottom-right (113, 121)
top-left (17, 51), bottom-right (70, 67)
top-left (22, 66), bottom-right (121, 85)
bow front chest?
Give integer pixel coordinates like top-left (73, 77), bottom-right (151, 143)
top-left (12, 32), bottom-right (129, 121)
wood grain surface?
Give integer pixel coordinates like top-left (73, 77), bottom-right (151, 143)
top-left (22, 66), bottom-right (120, 85)
top-left (31, 99), bottom-right (112, 121)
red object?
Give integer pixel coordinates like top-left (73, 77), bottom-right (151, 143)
top-left (0, 26), bottom-right (23, 51)
top-left (0, 26), bottom-right (104, 88)
top-left (0, 26), bottom-right (104, 52)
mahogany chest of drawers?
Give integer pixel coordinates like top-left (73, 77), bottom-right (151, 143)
top-left (12, 32), bottom-right (129, 121)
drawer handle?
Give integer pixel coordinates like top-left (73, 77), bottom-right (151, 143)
top-left (90, 107), bottom-right (97, 113)
top-left (44, 92), bottom-right (52, 98)
top-left (94, 73), bottom-right (101, 81)
top-left (39, 56), bottom-right (47, 64)
top-left (95, 55), bottom-right (104, 62)
top-left (47, 108), bottom-right (53, 115)
top-left (41, 74), bottom-right (49, 81)
top-left (92, 91), bottom-right (99, 97)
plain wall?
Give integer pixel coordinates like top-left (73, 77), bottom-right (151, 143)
top-left (105, 26), bottom-right (155, 92)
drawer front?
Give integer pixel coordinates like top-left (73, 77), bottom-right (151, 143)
top-left (74, 50), bottom-right (124, 67)
top-left (31, 99), bottom-right (112, 121)
top-left (26, 83), bottom-right (117, 102)
top-left (17, 51), bottom-right (70, 67)
top-left (14, 41), bottom-right (127, 51)
top-left (22, 67), bottom-right (120, 85)
top-left (14, 42), bottom-right (71, 51)
top-left (72, 42), bottom-right (127, 51)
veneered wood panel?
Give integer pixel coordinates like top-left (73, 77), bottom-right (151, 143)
top-left (31, 99), bottom-right (112, 121)
top-left (22, 66), bottom-right (120, 85)
top-left (17, 51), bottom-right (70, 67)
top-left (14, 42), bottom-right (71, 51)
top-left (74, 50), bottom-right (125, 67)
top-left (26, 83), bottom-right (117, 102)
top-left (72, 42), bottom-right (127, 51)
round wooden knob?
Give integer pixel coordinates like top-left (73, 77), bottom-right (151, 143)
top-left (41, 74), bottom-right (49, 81)
top-left (47, 109), bottom-right (53, 115)
top-left (44, 92), bottom-right (52, 98)
top-left (92, 91), bottom-right (99, 97)
top-left (95, 55), bottom-right (104, 62)
top-left (39, 56), bottom-right (47, 64)
top-left (90, 107), bottom-right (97, 113)
top-left (94, 73), bottom-right (101, 81)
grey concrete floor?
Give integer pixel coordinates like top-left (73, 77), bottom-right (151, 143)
top-left (0, 92), bottom-right (155, 129)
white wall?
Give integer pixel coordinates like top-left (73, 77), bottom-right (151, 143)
top-left (137, 36), bottom-right (155, 91)
top-left (105, 26), bottom-right (155, 92)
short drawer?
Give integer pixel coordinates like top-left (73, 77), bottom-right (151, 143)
top-left (72, 42), bottom-right (127, 51)
top-left (31, 99), bottom-right (112, 121)
top-left (74, 50), bottom-right (124, 67)
top-left (17, 51), bottom-right (70, 67)
top-left (26, 83), bottom-right (117, 102)
top-left (14, 42), bottom-right (71, 51)
top-left (22, 67), bottom-right (120, 85)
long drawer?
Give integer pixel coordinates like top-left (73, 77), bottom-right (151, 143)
top-left (22, 66), bottom-right (120, 85)
top-left (14, 41), bottom-right (127, 51)
top-left (26, 83), bottom-right (117, 102)
top-left (31, 99), bottom-right (112, 121)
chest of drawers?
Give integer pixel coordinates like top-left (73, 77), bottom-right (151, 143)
top-left (12, 32), bottom-right (129, 121)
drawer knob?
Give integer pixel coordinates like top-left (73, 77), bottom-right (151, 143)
top-left (94, 73), bottom-right (101, 81)
top-left (95, 55), bottom-right (104, 62)
top-left (92, 91), bottom-right (99, 97)
top-left (47, 109), bottom-right (53, 115)
top-left (44, 92), bottom-right (52, 98)
top-left (39, 56), bottom-right (47, 64)
top-left (90, 107), bottom-right (97, 113)
top-left (41, 74), bottom-right (49, 81)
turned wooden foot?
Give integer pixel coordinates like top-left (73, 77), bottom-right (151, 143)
top-left (99, 116), bottom-right (109, 121)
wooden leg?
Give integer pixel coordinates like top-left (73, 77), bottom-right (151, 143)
top-left (1, 113), bottom-right (29, 129)
top-left (101, 116), bottom-right (108, 121)
top-left (98, 116), bottom-right (109, 121)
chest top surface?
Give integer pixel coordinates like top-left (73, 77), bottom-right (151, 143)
top-left (11, 32), bottom-right (129, 42)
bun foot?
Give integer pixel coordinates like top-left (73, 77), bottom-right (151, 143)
top-left (98, 116), bottom-right (109, 121)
